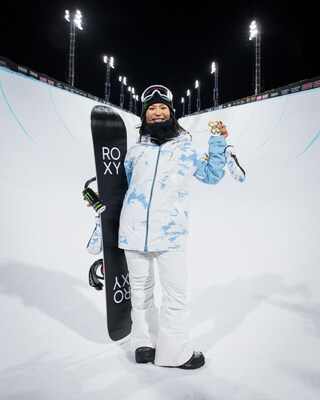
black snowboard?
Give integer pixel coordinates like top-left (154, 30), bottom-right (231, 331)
top-left (90, 105), bottom-right (132, 341)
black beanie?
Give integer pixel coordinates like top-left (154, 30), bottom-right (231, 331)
top-left (141, 93), bottom-right (174, 118)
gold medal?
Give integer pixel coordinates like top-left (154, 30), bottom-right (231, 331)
top-left (208, 120), bottom-right (221, 136)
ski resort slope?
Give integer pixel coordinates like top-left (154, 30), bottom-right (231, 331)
top-left (0, 65), bottom-right (320, 400)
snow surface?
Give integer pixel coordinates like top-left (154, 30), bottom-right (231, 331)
top-left (0, 66), bottom-right (319, 400)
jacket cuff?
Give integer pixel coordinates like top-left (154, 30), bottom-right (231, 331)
top-left (209, 135), bottom-right (227, 146)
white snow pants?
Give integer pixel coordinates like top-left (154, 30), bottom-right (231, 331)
top-left (125, 250), bottom-right (194, 367)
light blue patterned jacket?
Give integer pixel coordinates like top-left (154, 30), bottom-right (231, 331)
top-left (118, 131), bottom-right (226, 252)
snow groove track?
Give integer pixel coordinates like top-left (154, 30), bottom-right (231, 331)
top-left (1, 65), bottom-right (320, 400)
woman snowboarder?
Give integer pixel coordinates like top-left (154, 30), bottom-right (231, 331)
top-left (118, 84), bottom-right (228, 369)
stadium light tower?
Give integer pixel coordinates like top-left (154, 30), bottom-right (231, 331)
top-left (133, 94), bottom-right (139, 115)
top-left (249, 20), bottom-right (262, 95)
top-left (103, 56), bottom-right (114, 102)
top-left (181, 97), bottom-right (185, 117)
top-left (65, 10), bottom-right (83, 87)
top-left (187, 90), bottom-right (191, 115)
top-left (195, 80), bottom-right (201, 111)
top-left (119, 76), bottom-right (127, 108)
top-left (211, 62), bottom-right (219, 107)
top-left (128, 86), bottom-right (134, 113)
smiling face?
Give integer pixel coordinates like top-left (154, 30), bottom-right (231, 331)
top-left (145, 103), bottom-right (171, 123)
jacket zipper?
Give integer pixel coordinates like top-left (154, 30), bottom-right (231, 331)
top-left (144, 146), bottom-right (161, 251)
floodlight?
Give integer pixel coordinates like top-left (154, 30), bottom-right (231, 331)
top-left (74, 10), bottom-right (83, 30)
top-left (249, 20), bottom-right (259, 40)
top-left (103, 56), bottom-right (115, 68)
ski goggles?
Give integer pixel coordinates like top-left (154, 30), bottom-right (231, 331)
top-left (141, 85), bottom-right (173, 104)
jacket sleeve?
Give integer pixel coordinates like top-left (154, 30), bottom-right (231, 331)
top-left (193, 135), bottom-right (226, 185)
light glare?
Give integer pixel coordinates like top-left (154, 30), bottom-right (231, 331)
top-left (65, 9), bottom-right (83, 30)
top-left (249, 20), bottom-right (259, 40)
top-left (104, 56), bottom-right (115, 68)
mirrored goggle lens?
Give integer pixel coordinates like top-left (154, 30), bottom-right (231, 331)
top-left (141, 85), bottom-right (173, 103)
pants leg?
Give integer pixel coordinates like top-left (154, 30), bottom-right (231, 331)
top-left (125, 250), bottom-right (159, 351)
top-left (154, 251), bottom-right (193, 367)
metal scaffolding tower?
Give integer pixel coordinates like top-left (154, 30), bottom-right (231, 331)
top-left (65, 10), bottom-right (83, 87)
top-left (249, 20), bottom-right (262, 95)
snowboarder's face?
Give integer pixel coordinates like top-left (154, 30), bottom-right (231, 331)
top-left (146, 103), bottom-right (171, 124)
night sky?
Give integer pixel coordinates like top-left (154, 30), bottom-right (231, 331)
top-left (1, 0), bottom-right (318, 117)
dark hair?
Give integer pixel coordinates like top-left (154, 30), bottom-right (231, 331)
top-left (139, 110), bottom-right (190, 142)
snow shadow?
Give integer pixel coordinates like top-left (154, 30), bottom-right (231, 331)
top-left (0, 346), bottom-right (279, 400)
top-left (187, 274), bottom-right (312, 349)
top-left (0, 260), bottom-right (108, 344)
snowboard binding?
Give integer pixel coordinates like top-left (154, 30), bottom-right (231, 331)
top-left (82, 177), bottom-right (106, 215)
top-left (83, 177), bottom-right (105, 255)
top-left (83, 177), bottom-right (105, 290)
top-left (89, 259), bottom-right (104, 291)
